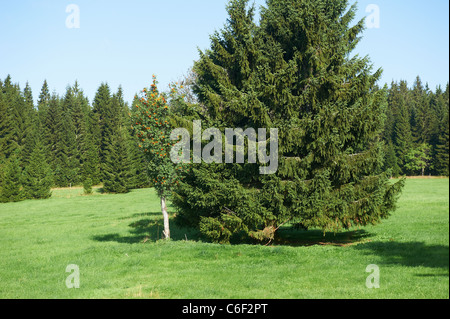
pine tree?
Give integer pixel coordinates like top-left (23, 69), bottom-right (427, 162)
top-left (0, 154), bottom-right (23, 203)
top-left (384, 140), bottom-right (400, 177)
top-left (1, 75), bottom-right (22, 157)
top-left (411, 76), bottom-right (434, 144)
top-left (20, 83), bottom-right (39, 166)
top-left (0, 87), bottom-right (15, 161)
top-left (173, 0), bottom-right (404, 243)
top-left (101, 90), bottom-right (134, 193)
top-left (37, 80), bottom-right (51, 122)
top-left (79, 123), bottom-right (101, 185)
top-left (92, 83), bottom-right (112, 165)
top-left (43, 94), bottom-right (61, 162)
top-left (434, 86), bottom-right (449, 176)
top-left (54, 110), bottom-right (79, 187)
top-left (43, 92), bottom-right (79, 187)
top-left (82, 111), bottom-right (101, 185)
top-left (22, 138), bottom-right (53, 200)
top-left (393, 81), bottom-right (414, 174)
top-left (102, 126), bottom-right (133, 194)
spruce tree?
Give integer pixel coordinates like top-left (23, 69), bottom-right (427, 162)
top-left (20, 83), bottom-right (39, 166)
top-left (101, 90), bottom-right (134, 193)
top-left (411, 76), bottom-right (435, 144)
top-left (38, 80), bottom-right (50, 114)
top-left (22, 139), bottom-right (53, 200)
top-left (102, 126), bottom-right (133, 194)
top-left (1, 75), bottom-right (22, 156)
top-left (173, 0), bottom-right (404, 243)
top-left (0, 88), bottom-right (15, 161)
top-left (0, 154), bottom-right (23, 203)
top-left (393, 81), bottom-right (414, 174)
top-left (80, 125), bottom-right (101, 185)
top-left (92, 83), bottom-right (112, 165)
top-left (82, 111), bottom-right (102, 185)
top-left (434, 108), bottom-right (449, 176)
top-left (54, 110), bottom-right (79, 187)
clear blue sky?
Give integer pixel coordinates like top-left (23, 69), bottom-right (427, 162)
top-left (0, 0), bottom-right (448, 105)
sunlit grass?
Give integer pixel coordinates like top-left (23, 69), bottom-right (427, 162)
top-left (0, 178), bottom-right (448, 299)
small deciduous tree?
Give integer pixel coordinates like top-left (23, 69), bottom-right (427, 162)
top-left (404, 143), bottom-right (433, 176)
top-left (131, 76), bottom-right (189, 240)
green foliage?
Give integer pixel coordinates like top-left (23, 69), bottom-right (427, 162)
top-left (435, 120), bottom-right (449, 176)
top-left (404, 143), bottom-right (433, 176)
top-left (0, 154), bottom-right (23, 203)
top-left (1, 75), bottom-right (151, 198)
top-left (131, 76), bottom-right (188, 198)
top-left (383, 79), bottom-right (449, 176)
top-left (83, 177), bottom-right (93, 195)
top-left (384, 141), bottom-right (401, 177)
top-left (0, 88), bottom-right (15, 161)
top-left (22, 140), bottom-right (53, 200)
top-left (102, 127), bottom-right (134, 194)
top-left (173, 0), bottom-right (405, 243)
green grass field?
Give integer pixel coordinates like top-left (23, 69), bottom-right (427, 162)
top-left (0, 178), bottom-right (448, 299)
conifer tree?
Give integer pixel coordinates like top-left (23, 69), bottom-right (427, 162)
top-left (412, 77), bottom-right (434, 144)
top-left (79, 124), bottom-right (101, 185)
top-left (126, 95), bottom-right (150, 189)
top-left (434, 105), bottom-right (449, 176)
top-left (54, 110), bottom-right (79, 187)
top-left (102, 126), bottom-right (133, 194)
top-left (20, 83), bottom-right (39, 166)
top-left (22, 138), bottom-right (53, 200)
top-left (37, 80), bottom-right (51, 125)
top-left (384, 141), bottom-right (400, 177)
top-left (173, 0), bottom-right (405, 243)
top-left (92, 83), bottom-right (112, 165)
top-left (101, 91), bottom-right (134, 193)
top-left (393, 81), bottom-right (414, 174)
top-left (82, 111), bottom-right (102, 185)
top-left (1, 76), bottom-right (22, 156)
top-left (0, 87), bottom-right (15, 161)
top-left (0, 154), bottom-right (23, 203)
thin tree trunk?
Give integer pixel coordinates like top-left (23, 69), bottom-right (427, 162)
top-left (161, 196), bottom-right (170, 239)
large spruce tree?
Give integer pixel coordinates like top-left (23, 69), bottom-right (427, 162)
top-left (173, 0), bottom-right (405, 243)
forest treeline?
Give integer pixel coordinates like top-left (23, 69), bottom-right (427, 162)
top-left (0, 74), bottom-right (448, 203)
top-left (0, 75), bottom-right (149, 202)
top-left (383, 77), bottom-right (449, 177)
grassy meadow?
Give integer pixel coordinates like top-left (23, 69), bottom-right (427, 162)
top-left (0, 178), bottom-right (448, 299)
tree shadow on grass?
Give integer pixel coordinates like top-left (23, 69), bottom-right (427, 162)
top-left (92, 213), bottom-right (202, 244)
top-left (353, 240), bottom-right (449, 273)
top-left (273, 228), bottom-right (373, 247)
top-left (93, 215), bottom-right (376, 247)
